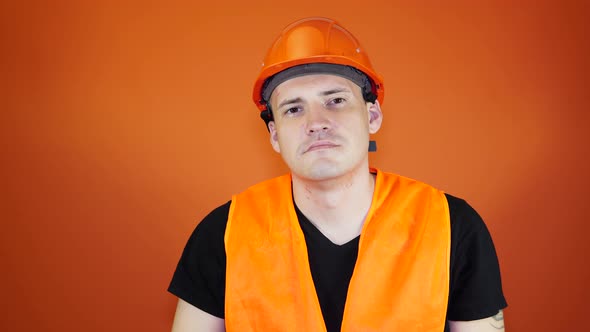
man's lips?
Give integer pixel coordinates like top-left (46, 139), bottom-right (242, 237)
top-left (304, 141), bottom-right (339, 153)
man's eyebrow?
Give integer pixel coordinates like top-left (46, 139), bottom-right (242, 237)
top-left (277, 88), bottom-right (350, 108)
top-left (278, 97), bottom-right (303, 109)
top-left (319, 88), bottom-right (351, 96)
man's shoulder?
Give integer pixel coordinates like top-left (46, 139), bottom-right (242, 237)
top-left (236, 174), bottom-right (292, 196)
top-left (444, 193), bottom-right (487, 233)
top-left (377, 169), bottom-right (444, 195)
top-left (196, 175), bottom-right (291, 234)
top-left (194, 200), bottom-right (232, 236)
top-left (377, 169), bottom-right (485, 230)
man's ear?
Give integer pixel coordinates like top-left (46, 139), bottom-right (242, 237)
top-left (367, 100), bottom-right (383, 134)
top-left (268, 121), bottom-right (281, 153)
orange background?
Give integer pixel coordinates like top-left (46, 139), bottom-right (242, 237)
top-left (2, 1), bottom-right (588, 331)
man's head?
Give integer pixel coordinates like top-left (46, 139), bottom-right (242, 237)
top-left (252, 17), bottom-right (385, 122)
top-left (267, 73), bottom-right (382, 181)
top-left (252, 17), bottom-right (385, 181)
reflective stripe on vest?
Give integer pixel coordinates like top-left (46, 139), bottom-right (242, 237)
top-left (224, 168), bottom-right (450, 331)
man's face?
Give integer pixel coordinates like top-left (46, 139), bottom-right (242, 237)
top-left (267, 74), bottom-right (382, 181)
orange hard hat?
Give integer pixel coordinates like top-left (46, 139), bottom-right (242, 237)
top-left (252, 17), bottom-right (385, 114)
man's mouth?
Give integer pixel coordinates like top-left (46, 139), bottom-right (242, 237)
top-left (305, 141), bottom-right (339, 153)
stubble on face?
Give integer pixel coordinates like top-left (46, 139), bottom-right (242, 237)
top-left (268, 74), bottom-right (372, 182)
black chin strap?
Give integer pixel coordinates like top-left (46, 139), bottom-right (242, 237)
top-left (369, 140), bottom-right (377, 152)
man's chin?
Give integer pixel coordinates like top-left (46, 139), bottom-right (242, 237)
top-left (295, 164), bottom-right (345, 182)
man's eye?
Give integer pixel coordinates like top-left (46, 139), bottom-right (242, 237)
top-left (328, 97), bottom-right (346, 105)
top-left (284, 107), bottom-right (301, 115)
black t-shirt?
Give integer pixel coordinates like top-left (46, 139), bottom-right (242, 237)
top-left (169, 193), bottom-right (507, 332)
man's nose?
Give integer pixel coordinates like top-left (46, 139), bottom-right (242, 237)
top-left (305, 106), bottom-right (331, 135)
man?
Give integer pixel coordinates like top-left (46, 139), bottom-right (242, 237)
top-left (169, 17), bottom-right (507, 331)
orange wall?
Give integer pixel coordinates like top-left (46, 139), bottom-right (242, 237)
top-left (2, 1), bottom-right (588, 331)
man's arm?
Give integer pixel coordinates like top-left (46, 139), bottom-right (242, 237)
top-left (171, 299), bottom-right (225, 332)
top-left (449, 310), bottom-right (505, 332)
top-left (168, 202), bottom-right (230, 331)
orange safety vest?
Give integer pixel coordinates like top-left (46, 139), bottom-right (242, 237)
top-left (224, 168), bottom-right (450, 331)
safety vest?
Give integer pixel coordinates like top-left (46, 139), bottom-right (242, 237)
top-left (224, 168), bottom-right (450, 331)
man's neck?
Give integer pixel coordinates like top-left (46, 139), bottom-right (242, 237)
top-left (291, 164), bottom-right (376, 245)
